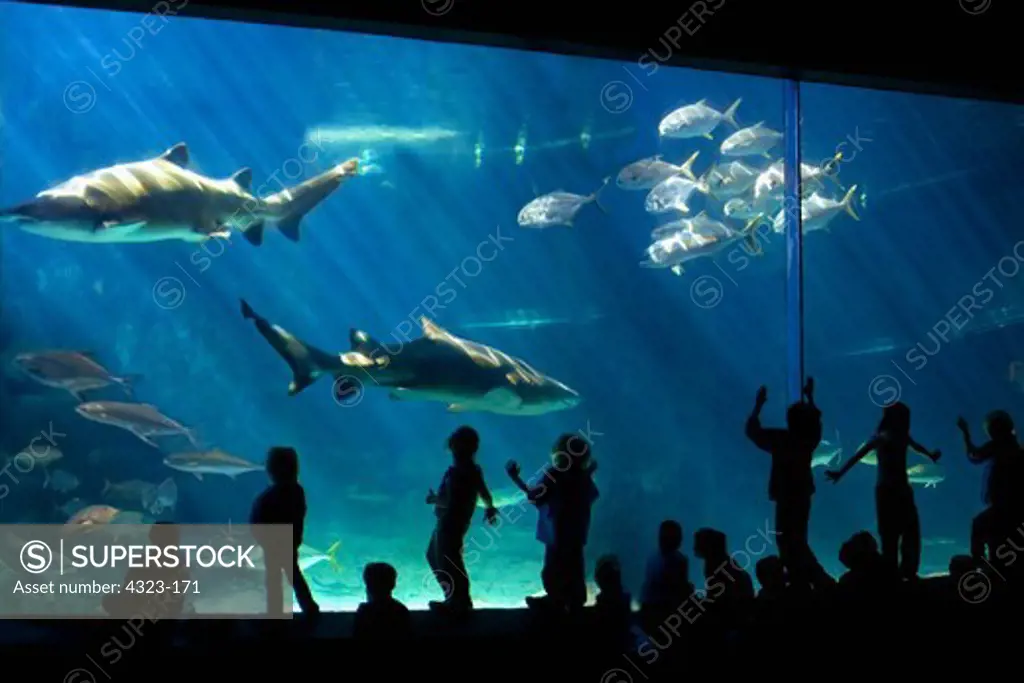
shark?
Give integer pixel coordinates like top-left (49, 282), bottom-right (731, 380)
top-left (239, 299), bottom-right (581, 416)
top-left (0, 143), bottom-right (359, 246)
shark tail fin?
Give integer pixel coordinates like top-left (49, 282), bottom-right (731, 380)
top-left (325, 540), bottom-right (342, 572)
top-left (592, 177), bottom-right (610, 215)
top-left (102, 479), bottom-right (111, 497)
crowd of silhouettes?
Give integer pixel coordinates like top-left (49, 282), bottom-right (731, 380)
top-left (237, 375), bottom-right (1024, 644)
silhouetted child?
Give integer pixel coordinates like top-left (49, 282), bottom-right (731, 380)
top-left (827, 402), bottom-right (940, 580)
top-left (250, 446), bottom-right (319, 618)
top-left (745, 377), bottom-right (830, 591)
top-left (693, 528), bottom-right (755, 627)
top-left (754, 555), bottom-right (786, 625)
top-left (353, 562), bottom-right (411, 639)
top-left (640, 520), bottom-right (693, 631)
top-left (957, 411), bottom-right (1023, 562)
top-left (425, 426), bottom-right (498, 615)
top-left (594, 554), bottom-right (633, 650)
top-left (507, 433), bottom-right (599, 613)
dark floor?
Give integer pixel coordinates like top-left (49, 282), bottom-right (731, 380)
top-left (3, 582), bottom-right (1021, 678)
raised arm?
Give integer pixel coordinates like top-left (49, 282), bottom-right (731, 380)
top-left (957, 416), bottom-right (989, 463)
top-left (908, 435), bottom-right (941, 462)
top-left (506, 460), bottom-right (546, 501)
top-left (745, 386), bottom-right (780, 452)
top-left (826, 437), bottom-right (877, 483)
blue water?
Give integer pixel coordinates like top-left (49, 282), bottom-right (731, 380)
top-left (1, 3), bottom-right (1023, 611)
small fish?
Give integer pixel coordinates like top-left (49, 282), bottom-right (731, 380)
top-left (44, 469), bottom-right (79, 493)
top-left (298, 541), bottom-right (342, 572)
top-left (753, 157), bottom-right (840, 201)
top-left (75, 401), bottom-right (199, 448)
top-left (907, 462), bottom-right (945, 488)
top-left (163, 448), bottom-right (263, 481)
top-left (720, 122), bottom-right (783, 158)
top-left (517, 178), bottom-right (610, 228)
top-left (616, 152), bottom-right (700, 190)
top-left (658, 98), bottom-right (742, 140)
top-left (65, 504), bottom-right (121, 529)
top-left (12, 350), bottom-right (138, 401)
top-left (142, 477), bottom-right (178, 516)
top-left (8, 442), bottom-right (63, 469)
top-left (102, 479), bottom-right (157, 504)
top-left (644, 175), bottom-right (709, 215)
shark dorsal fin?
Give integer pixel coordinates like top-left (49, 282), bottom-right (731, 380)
top-left (697, 98), bottom-right (707, 106)
top-left (349, 329), bottom-right (384, 356)
top-left (230, 168), bottom-right (253, 191)
top-left (420, 317), bottom-right (447, 341)
top-left (160, 143), bottom-right (189, 168)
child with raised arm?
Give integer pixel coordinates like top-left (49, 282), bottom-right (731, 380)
top-left (425, 426), bottom-right (498, 615)
top-left (506, 433), bottom-right (599, 613)
top-left (957, 411), bottom-right (1023, 561)
top-left (745, 376), bottom-right (830, 592)
top-left (827, 402), bottom-right (940, 580)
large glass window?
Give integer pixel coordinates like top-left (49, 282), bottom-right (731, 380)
top-left (801, 84), bottom-right (1024, 575)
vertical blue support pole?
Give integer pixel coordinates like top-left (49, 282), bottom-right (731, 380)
top-left (784, 80), bottom-right (804, 406)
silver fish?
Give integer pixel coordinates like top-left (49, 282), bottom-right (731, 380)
top-left (75, 401), bottom-right (199, 448)
top-left (644, 175), bottom-right (709, 215)
top-left (517, 178), bottom-right (610, 228)
top-left (720, 122), bottom-right (783, 158)
top-left (616, 152), bottom-right (699, 190)
top-left (658, 98), bottom-right (742, 140)
top-left (12, 350), bottom-right (136, 401)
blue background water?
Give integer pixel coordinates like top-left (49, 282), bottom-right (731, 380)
top-left (1, 3), bottom-right (1023, 610)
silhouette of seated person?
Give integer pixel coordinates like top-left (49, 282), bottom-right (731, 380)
top-left (353, 562), bottom-right (411, 639)
top-left (754, 555), bottom-right (786, 624)
top-left (836, 530), bottom-right (895, 603)
top-left (250, 446), bottom-right (320, 618)
top-left (693, 527), bottom-right (754, 630)
top-left (103, 521), bottom-right (190, 639)
top-left (958, 411), bottom-right (1024, 569)
top-left (593, 554), bottom-right (633, 651)
top-left (639, 520), bottom-right (693, 634)
top-left (745, 377), bottom-right (831, 592)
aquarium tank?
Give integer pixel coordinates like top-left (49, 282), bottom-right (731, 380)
top-left (0, 2), bottom-right (1022, 612)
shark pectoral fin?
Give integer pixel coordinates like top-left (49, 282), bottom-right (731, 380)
top-left (703, 132), bottom-right (713, 140)
top-left (242, 221), bottom-right (265, 246)
top-left (193, 472), bottom-right (203, 481)
top-left (670, 264), bottom-right (684, 276)
top-left (484, 387), bottom-right (521, 408)
top-left (276, 213), bottom-right (304, 242)
top-left (447, 404), bottom-right (468, 413)
top-left (388, 389), bottom-right (407, 401)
